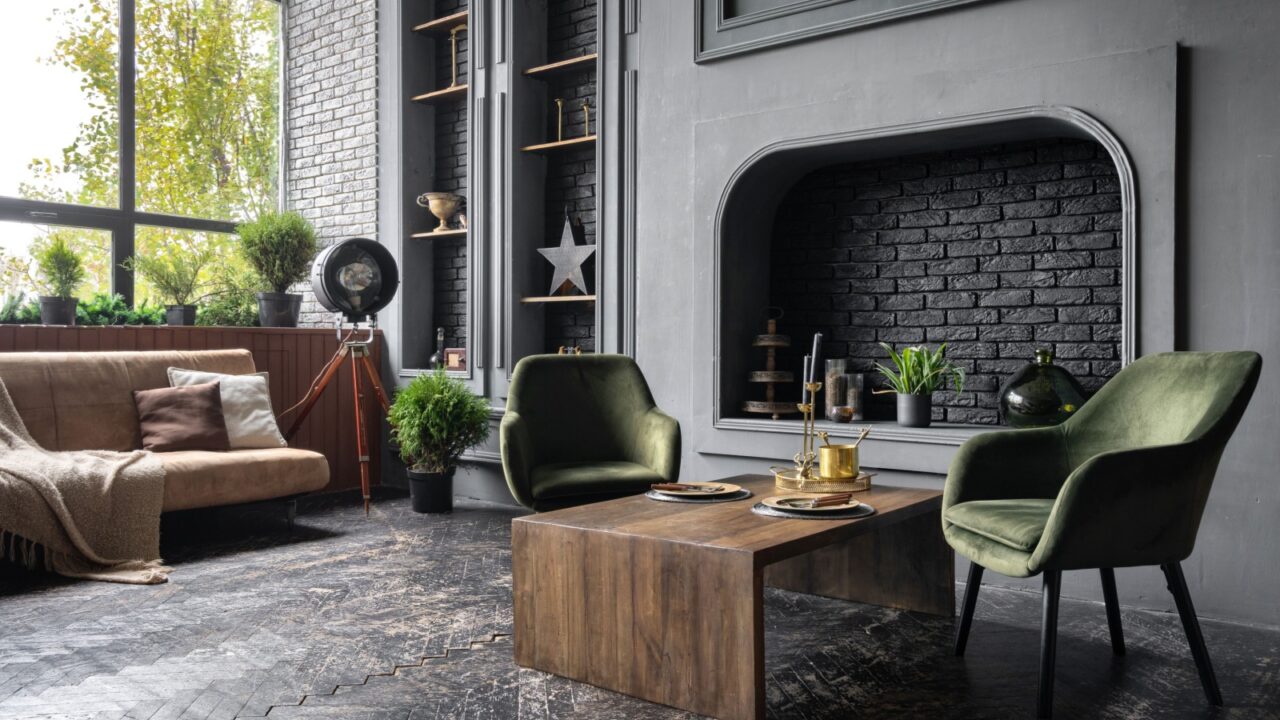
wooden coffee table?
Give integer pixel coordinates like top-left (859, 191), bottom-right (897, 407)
top-left (512, 474), bottom-right (953, 719)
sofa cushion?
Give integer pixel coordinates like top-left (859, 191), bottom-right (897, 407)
top-left (133, 383), bottom-right (231, 452)
top-left (531, 460), bottom-right (664, 500)
top-left (943, 498), bottom-right (1055, 552)
top-left (158, 448), bottom-right (329, 512)
top-left (168, 368), bottom-right (287, 449)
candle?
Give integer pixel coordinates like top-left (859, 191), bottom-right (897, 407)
top-left (801, 355), bottom-right (811, 404)
top-left (809, 333), bottom-right (823, 384)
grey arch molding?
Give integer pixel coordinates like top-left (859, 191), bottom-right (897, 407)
top-left (695, 0), bottom-right (996, 63)
top-left (712, 105), bottom-right (1139, 438)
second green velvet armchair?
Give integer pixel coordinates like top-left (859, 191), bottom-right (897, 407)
top-left (501, 354), bottom-right (681, 511)
top-left (945, 351), bottom-right (1262, 718)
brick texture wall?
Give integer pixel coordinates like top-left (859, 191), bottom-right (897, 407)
top-left (542, 0), bottom-right (597, 352)
top-left (431, 0), bottom-right (469, 349)
top-left (770, 138), bottom-right (1122, 424)
top-left (287, 0), bottom-right (380, 327)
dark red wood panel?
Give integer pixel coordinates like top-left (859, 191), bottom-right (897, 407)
top-left (0, 325), bottom-right (383, 494)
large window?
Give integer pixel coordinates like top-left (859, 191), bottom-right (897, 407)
top-left (0, 0), bottom-right (280, 305)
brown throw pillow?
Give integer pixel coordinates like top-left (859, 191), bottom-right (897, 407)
top-left (132, 382), bottom-right (231, 452)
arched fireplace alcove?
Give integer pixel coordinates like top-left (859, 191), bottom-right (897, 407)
top-left (717, 109), bottom-right (1136, 427)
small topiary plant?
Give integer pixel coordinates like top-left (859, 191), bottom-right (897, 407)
top-left (388, 369), bottom-right (491, 473)
top-left (236, 211), bottom-right (318, 293)
top-left (35, 237), bottom-right (85, 299)
top-left (123, 250), bottom-right (212, 306)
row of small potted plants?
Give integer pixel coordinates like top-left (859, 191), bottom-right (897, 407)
top-left (14, 211), bottom-right (317, 329)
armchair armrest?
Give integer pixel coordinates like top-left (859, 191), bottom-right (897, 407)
top-left (1030, 440), bottom-right (1209, 572)
top-left (634, 408), bottom-right (681, 482)
top-left (944, 426), bottom-right (1071, 512)
top-left (500, 410), bottom-right (536, 509)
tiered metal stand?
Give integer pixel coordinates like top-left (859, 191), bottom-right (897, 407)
top-left (741, 318), bottom-right (800, 420)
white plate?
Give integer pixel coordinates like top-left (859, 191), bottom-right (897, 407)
top-left (762, 494), bottom-right (862, 513)
top-left (652, 482), bottom-right (742, 497)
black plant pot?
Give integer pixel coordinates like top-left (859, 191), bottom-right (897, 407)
top-left (407, 467), bottom-right (455, 513)
top-left (166, 304), bottom-right (197, 326)
top-left (896, 393), bottom-right (933, 428)
top-left (256, 292), bottom-right (302, 328)
top-left (38, 296), bottom-right (77, 326)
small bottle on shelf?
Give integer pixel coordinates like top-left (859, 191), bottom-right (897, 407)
top-left (428, 327), bottom-right (445, 369)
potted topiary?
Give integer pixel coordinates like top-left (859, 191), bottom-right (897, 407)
top-left (123, 250), bottom-right (211, 325)
top-left (388, 369), bottom-right (491, 513)
top-left (874, 342), bottom-right (965, 428)
top-left (236, 211), bottom-right (318, 327)
top-left (35, 237), bottom-right (86, 325)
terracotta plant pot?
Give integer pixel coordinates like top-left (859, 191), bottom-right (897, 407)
top-left (38, 296), bottom-right (77, 326)
top-left (407, 467), bottom-right (455, 513)
top-left (896, 393), bottom-right (933, 428)
top-left (166, 304), bottom-right (197, 326)
top-left (256, 291), bottom-right (302, 327)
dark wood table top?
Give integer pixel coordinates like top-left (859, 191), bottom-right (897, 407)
top-left (514, 474), bottom-right (942, 566)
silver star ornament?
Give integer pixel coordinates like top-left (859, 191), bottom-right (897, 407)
top-left (537, 215), bottom-right (596, 295)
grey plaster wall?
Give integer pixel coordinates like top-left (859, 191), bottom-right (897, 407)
top-left (632, 0), bottom-right (1280, 627)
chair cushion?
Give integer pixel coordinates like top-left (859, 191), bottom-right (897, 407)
top-left (531, 461), bottom-right (664, 500)
top-left (158, 448), bottom-right (329, 512)
top-left (943, 498), bottom-right (1055, 552)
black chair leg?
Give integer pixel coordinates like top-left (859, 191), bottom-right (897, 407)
top-left (1038, 570), bottom-right (1062, 719)
top-left (1100, 568), bottom-right (1125, 656)
top-left (1162, 562), bottom-right (1224, 706)
top-left (955, 562), bottom-right (984, 656)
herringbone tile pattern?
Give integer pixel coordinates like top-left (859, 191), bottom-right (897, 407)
top-left (2, 490), bottom-right (1278, 719)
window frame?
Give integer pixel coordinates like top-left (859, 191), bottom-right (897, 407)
top-left (0, 0), bottom-right (284, 306)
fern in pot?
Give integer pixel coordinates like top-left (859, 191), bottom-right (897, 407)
top-left (874, 343), bottom-right (965, 428)
top-left (236, 211), bottom-right (318, 327)
top-left (123, 249), bottom-right (212, 326)
top-left (34, 237), bottom-right (86, 325)
top-left (388, 369), bottom-right (491, 513)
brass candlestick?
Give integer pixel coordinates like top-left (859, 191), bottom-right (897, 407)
top-left (791, 381), bottom-right (822, 481)
top-left (449, 25), bottom-right (468, 88)
top-left (554, 98), bottom-right (564, 141)
top-left (582, 101), bottom-right (591, 137)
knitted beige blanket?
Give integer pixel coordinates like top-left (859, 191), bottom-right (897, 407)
top-left (0, 379), bottom-right (169, 584)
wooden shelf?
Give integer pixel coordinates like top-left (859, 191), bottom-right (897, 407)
top-left (412, 10), bottom-right (468, 35)
top-left (524, 53), bottom-right (598, 78)
top-left (521, 135), bottom-right (597, 153)
top-left (411, 84), bottom-right (468, 104)
top-left (521, 295), bottom-right (597, 304)
top-left (410, 228), bottom-right (467, 239)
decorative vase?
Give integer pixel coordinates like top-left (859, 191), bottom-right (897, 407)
top-left (407, 467), bottom-right (455, 513)
top-left (896, 393), bottom-right (932, 428)
top-left (417, 191), bottom-right (462, 233)
top-left (38, 296), bottom-right (77, 326)
top-left (165, 304), bottom-right (197, 326)
top-left (256, 291), bottom-right (302, 327)
top-left (998, 349), bottom-right (1087, 428)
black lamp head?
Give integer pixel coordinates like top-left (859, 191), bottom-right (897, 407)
top-left (310, 238), bottom-right (399, 323)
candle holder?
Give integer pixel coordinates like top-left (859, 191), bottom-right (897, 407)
top-left (790, 381), bottom-right (822, 481)
top-left (773, 385), bottom-right (874, 494)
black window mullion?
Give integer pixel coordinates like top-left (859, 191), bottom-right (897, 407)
top-left (116, 0), bottom-right (137, 305)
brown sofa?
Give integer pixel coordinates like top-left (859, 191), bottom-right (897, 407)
top-left (0, 349), bottom-right (329, 511)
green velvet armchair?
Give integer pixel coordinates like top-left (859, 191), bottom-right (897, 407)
top-left (501, 354), bottom-right (681, 511)
top-left (945, 351), bottom-right (1262, 719)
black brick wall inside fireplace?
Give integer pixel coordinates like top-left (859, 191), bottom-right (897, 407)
top-left (769, 138), bottom-right (1123, 424)
top-left (431, 0), bottom-right (469, 351)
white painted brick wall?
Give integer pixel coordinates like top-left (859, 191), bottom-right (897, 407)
top-left (285, 0), bottom-right (379, 327)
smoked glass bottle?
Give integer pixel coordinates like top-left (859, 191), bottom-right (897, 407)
top-left (998, 349), bottom-right (1087, 428)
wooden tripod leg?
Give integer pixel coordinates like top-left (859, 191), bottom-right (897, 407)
top-left (357, 350), bottom-right (390, 412)
top-left (284, 344), bottom-right (351, 441)
top-left (351, 351), bottom-right (373, 515)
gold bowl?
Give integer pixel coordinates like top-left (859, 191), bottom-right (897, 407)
top-left (416, 191), bottom-right (462, 233)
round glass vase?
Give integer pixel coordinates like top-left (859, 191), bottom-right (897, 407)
top-left (998, 349), bottom-right (1087, 428)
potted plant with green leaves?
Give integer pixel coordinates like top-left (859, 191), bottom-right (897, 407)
top-left (236, 211), bottom-right (318, 327)
top-left (123, 249), bottom-right (212, 325)
top-left (35, 237), bottom-right (86, 325)
top-left (874, 342), bottom-right (965, 428)
top-left (388, 369), bottom-right (491, 513)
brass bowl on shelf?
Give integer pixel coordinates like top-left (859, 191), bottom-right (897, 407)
top-left (416, 191), bottom-right (462, 233)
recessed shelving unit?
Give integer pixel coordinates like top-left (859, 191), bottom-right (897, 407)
top-left (520, 135), bottom-right (597, 153)
top-left (411, 9), bottom-right (467, 35)
top-left (411, 84), bottom-right (468, 104)
top-left (520, 295), bottom-right (598, 304)
top-left (523, 53), bottom-right (598, 78)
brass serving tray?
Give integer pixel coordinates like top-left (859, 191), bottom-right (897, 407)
top-left (772, 468), bottom-right (874, 493)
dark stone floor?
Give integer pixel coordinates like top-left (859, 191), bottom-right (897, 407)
top-left (1, 489), bottom-right (1278, 719)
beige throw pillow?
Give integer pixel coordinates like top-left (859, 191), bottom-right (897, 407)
top-left (167, 368), bottom-right (287, 449)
